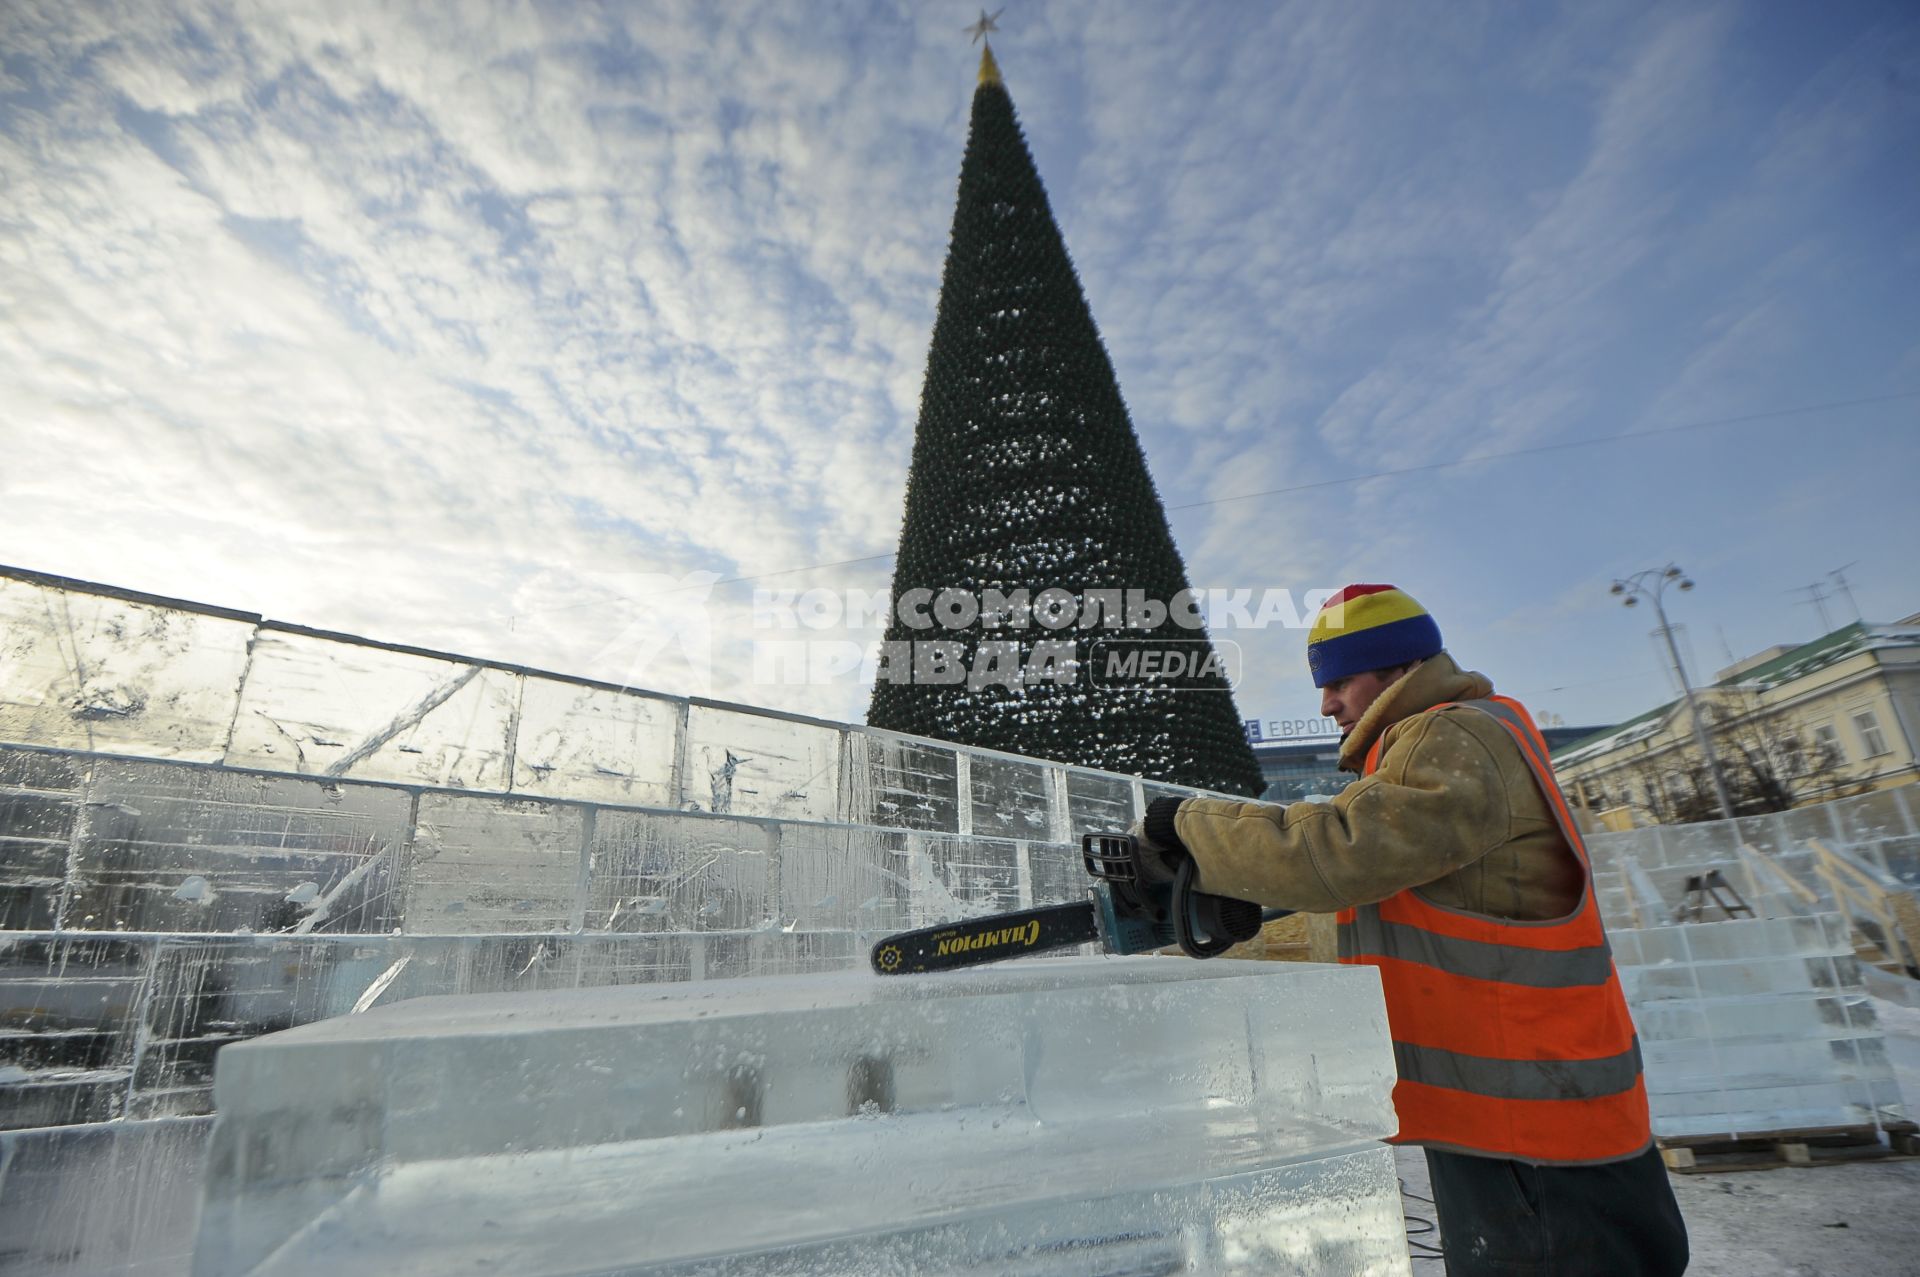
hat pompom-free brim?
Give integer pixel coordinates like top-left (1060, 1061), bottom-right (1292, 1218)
top-left (1307, 586), bottom-right (1442, 687)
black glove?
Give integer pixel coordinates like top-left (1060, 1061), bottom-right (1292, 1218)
top-left (1126, 796), bottom-right (1193, 884)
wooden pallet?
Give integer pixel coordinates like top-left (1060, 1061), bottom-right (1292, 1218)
top-left (1658, 1121), bottom-right (1920, 1173)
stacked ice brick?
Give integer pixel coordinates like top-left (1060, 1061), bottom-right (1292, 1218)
top-left (1610, 916), bottom-right (1902, 1138)
top-left (1588, 801), bottom-right (1913, 1140)
top-left (193, 958), bottom-right (1407, 1276)
top-left (0, 566), bottom-right (1199, 1132)
top-left (0, 567), bottom-right (1412, 1274)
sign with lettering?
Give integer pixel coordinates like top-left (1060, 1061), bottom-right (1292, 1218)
top-left (1244, 716), bottom-right (1341, 744)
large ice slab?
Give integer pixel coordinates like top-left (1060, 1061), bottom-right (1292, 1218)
top-left (0, 930), bottom-right (868, 1130)
top-left (194, 958), bottom-right (1406, 1276)
top-left (0, 574), bottom-right (255, 763)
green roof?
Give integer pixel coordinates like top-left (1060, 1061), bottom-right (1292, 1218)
top-left (1550, 700), bottom-right (1673, 760)
top-left (1714, 621), bottom-right (1869, 688)
top-left (1549, 619), bottom-right (1920, 763)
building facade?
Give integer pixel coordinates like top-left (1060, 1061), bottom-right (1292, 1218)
top-left (1552, 618), bottom-right (1920, 827)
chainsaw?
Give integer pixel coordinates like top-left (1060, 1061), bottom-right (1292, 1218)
top-left (870, 832), bottom-right (1290, 975)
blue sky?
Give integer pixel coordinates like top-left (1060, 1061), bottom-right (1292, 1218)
top-left (2, 0), bottom-right (1916, 737)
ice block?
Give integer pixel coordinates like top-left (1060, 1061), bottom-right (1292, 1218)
top-left (194, 958), bottom-right (1408, 1276)
top-left (0, 930), bottom-right (871, 1130)
top-left (0, 1115), bottom-right (212, 1276)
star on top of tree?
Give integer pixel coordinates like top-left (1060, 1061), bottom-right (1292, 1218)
top-left (965, 8), bottom-right (1004, 44)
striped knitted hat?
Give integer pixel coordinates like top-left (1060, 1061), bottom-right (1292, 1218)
top-left (1306, 585), bottom-right (1443, 687)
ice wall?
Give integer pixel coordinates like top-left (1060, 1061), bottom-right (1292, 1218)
top-left (0, 567), bottom-right (1255, 1274)
top-left (0, 567), bottom-right (1190, 840)
top-left (193, 958), bottom-right (1409, 1277)
top-left (0, 566), bottom-right (1234, 1134)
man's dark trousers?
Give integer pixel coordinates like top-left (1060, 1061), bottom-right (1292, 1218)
top-left (1424, 1145), bottom-right (1689, 1275)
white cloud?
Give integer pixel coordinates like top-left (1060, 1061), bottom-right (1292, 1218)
top-left (1, 0), bottom-right (1914, 737)
top-left (0, 0), bottom-right (972, 719)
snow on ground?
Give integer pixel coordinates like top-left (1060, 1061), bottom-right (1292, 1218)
top-left (1396, 991), bottom-right (1920, 1275)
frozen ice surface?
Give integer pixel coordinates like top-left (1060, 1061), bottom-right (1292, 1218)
top-left (1064, 768), bottom-right (1136, 836)
top-left (509, 679), bottom-right (679, 806)
top-left (0, 575), bottom-right (254, 763)
top-left (1834, 787), bottom-right (1917, 844)
top-left (225, 629), bottom-right (521, 789)
top-left (0, 1115), bottom-right (212, 1276)
top-left (1613, 916), bottom-right (1907, 1139)
top-left (1, 930), bottom-right (874, 1128)
top-left (843, 731), bottom-right (960, 831)
top-left (965, 752), bottom-right (1055, 840)
top-left (194, 958), bottom-right (1407, 1276)
top-left (680, 705), bottom-right (842, 821)
top-left (0, 745), bottom-right (419, 938)
top-left (403, 793), bottom-right (588, 933)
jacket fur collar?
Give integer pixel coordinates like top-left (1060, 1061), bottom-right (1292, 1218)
top-left (1337, 650), bottom-right (1494, 773)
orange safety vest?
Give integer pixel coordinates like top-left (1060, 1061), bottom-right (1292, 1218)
top-left (1337, 694), bottom-right (1651, 1165)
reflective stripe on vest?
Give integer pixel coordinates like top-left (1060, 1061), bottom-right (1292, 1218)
top-left (1337, 694), bottom-right (1652, 1165)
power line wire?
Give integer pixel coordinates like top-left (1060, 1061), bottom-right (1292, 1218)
top-left (503, 389), bottom-right (1917, 622)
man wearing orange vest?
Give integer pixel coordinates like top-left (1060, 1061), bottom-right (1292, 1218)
top-left (1130, 584), bottom-right (1688, 1276)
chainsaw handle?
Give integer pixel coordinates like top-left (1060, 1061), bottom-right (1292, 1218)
top-left (1082, 830), bottom-right (1292, 960)
top-left (1172, 855), bottom-right (1269, 958)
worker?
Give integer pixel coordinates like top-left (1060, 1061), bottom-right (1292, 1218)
top-left (1128, 584), bottom-right (1688, 1276)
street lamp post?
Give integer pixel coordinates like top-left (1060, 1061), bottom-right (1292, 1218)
top-left (1610, 565), bottom-right (1737, 822)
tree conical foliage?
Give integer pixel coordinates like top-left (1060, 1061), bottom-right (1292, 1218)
top-left (868, 48), bottom-right (1264, 797)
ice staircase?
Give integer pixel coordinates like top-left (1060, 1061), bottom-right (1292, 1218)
top-left (1587, 807), bottom-right (1914, 1151)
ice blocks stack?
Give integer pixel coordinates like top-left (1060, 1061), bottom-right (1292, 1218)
top-left (0, 565), bottom-right (1233, 1136)
top-left (1586, 793), bottom-right (1915, 1136)
top-left (1612, 914), bottom-right (1905, 1138)
top-left (0, 1115), bottom-right (212, 1277)
top-left (0, 566), bottom-right (1266, 1274)
top-left (193, 957), bottom-right (1408, 1276)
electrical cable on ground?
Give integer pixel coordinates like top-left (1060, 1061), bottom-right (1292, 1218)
top-left (1400, 1175), bottom-right (1446, 1264)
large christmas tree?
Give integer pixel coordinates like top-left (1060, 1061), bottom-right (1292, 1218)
top-left (869, 44), bottom-right (1263, 797)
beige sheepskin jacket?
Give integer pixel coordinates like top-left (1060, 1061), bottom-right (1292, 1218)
top-left (1172, 652), bottom-right (1585, 920)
